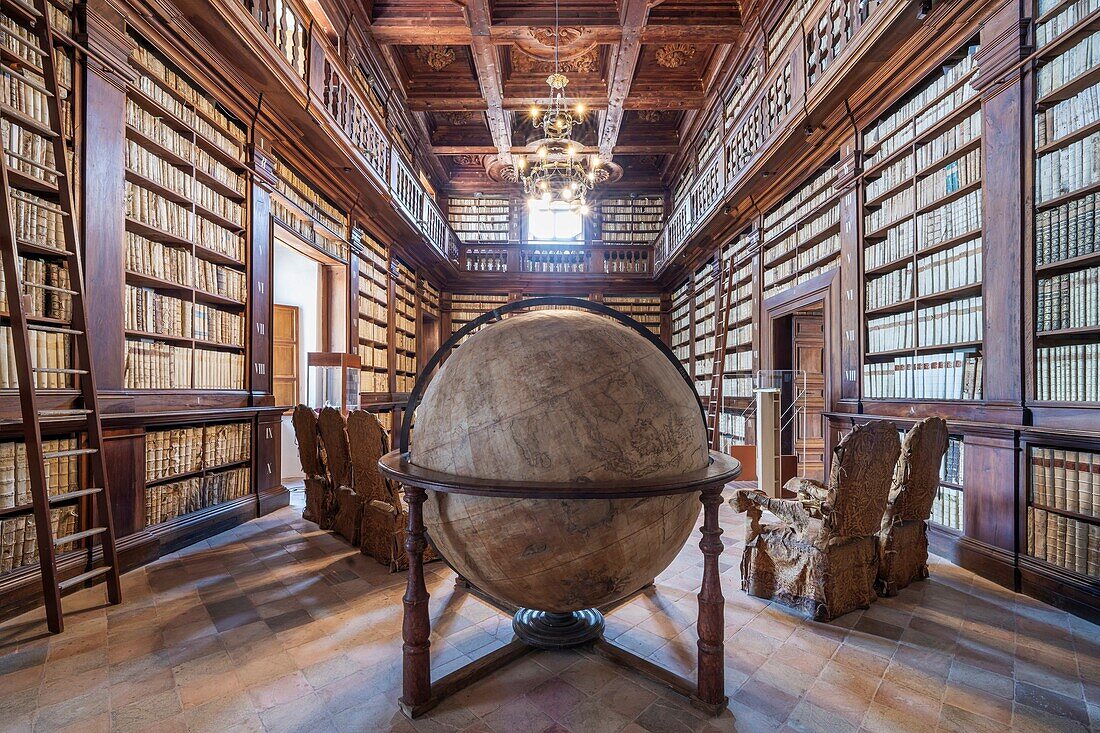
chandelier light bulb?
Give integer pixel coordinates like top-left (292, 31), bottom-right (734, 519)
top-left (530, 105), bottom-right (540, 118)
top-left (579, 204), bottom-right (590, 215)
top-left (538, 146), bottom-right (548, 158)
top-left (574, 103), bottom-right (585, 115)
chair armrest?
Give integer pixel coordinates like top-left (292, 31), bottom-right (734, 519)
top-left (368, 499), bottom-right (400, 517)
top-left (787, 477), bottom-right (829, 503)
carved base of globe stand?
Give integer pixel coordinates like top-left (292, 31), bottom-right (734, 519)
top-left (512, 608), bottom-right (604, 648)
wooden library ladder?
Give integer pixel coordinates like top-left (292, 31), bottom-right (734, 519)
top-left (706, 256), bottom-right (738, 451)
top-left (0, 0), bottom-right (122, 633)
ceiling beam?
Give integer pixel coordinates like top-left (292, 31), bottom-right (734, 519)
top-left (598, 0), bottom-right (649, 161)
top-left (368, 22), bottom-right (740, 46)
top-left (462, 0), bottom-right (513, 165)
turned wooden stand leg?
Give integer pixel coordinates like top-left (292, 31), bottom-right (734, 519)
top-left (401, 486), bottom-right (431, 714)
top-left (696, 487), bottom-right (727, 709)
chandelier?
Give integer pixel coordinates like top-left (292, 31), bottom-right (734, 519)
top-left (516, 0), bottom-right (601, 213)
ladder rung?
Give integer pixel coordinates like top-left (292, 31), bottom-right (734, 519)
top-left (42, 447), bottom-right (97, 459)
top-left (24, 282), bottom-right (77, 296)
top-left (38, 408), bottom-right (91, 417)
top-left (58, 565), bottom-right (112, 592)
top-left (33, 367), bottom-right (88, 374)
top-left (49, 487), bottom-right (102, 503)
top-left (2, 68), bottom-right (54, 97)
top-left (54, 526), bottom-right (105, 546)
top-left (27, 323), bottom-right (82, 335)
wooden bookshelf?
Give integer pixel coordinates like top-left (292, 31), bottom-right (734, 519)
top-left (1025, 443), bottom-right (1100, 579)
top-left (602, 294), bottom-right (661, 335)
top-left (356, 227), bottom-right (390, 395)
top-left (597, 196), bottom-right (664, 245)
top-left (393, 257), bottom-right (417, 394)
top-left (272, 156), bottom-right (350, 262)
top-left (448, 196), bottom-right (510, 243)
top-left (761, 162), bottom-right (841, 301)
top-left (447, 292), bottom-right (509, 348)
top-left (124, 33), bottom-right (248, 392)
top-left (930, 435), bottom-right (965, 532)
top-left (670, 279), bottom-right (691, 373)
top-left (1033, 16), bottom-right (1100, 404)
top-left (691, 257), bottom-right (718, 399)
top-left (717, 234), bottom-right (755, 453)
top-left (861, 40), bottom-right (985, 403)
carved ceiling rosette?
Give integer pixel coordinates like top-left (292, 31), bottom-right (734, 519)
top-left (452, 154), bottom-right (484, 167)
top-left (484, 155), bottom-right (518, 183)
top-left (656, 43), bottom-right (696, 69)
top-left (445, 111), bottom-right (478, 125)
top-left (511, 48), bottom-right (599, 75)
top-left (514, 25), bottom-right (596, 63)
top-left (415, 45), bottom-right (457, 71)
top-left (637, 110), bottom-right (672, 123)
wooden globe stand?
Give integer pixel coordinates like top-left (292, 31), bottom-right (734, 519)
top-left (378, 452), bottom-right (741, 719)
top-left (379, 297), bottom-right (740, 718)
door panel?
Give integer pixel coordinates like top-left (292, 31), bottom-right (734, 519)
top-left (273, 304), bottom-right (299, 409)
top-left (793, 313), bottom-right (826, 482)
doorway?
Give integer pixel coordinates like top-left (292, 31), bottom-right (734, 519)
top-left (272, 304), bottom-right (300, 409)
top-left (771, 305), bottom-right (827, 482)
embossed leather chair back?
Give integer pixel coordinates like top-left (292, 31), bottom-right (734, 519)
top-left (291, 404), bottom-right (325, 479)
top-left (317, 406), bottom-right (352, 490)
top-left (822, 421), bottom-right (901, 540)
top-left (884, 417), bottom-right (949, 527)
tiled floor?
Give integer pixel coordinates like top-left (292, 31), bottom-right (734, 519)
top-left (0, 492), bottom-right (1098, 733)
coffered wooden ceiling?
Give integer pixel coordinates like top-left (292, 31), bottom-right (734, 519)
top-left (364, 0), bottom-right (743, 191)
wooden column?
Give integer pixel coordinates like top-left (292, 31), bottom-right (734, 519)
top-left (81, 5), bottom-right (135, 392)
top-left (401, 485), bottom-right (431, 711)
top-left (835, 134), bottom-right (861, 409)
top-left (695, 487), bottom-right (726, 709)
top-left (249, 144), bottom-right (277, 404)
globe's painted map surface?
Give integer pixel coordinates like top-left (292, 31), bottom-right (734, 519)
top-left (412, 310), bottom-right (710, 611)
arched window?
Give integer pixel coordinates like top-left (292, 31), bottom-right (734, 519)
top-left (528, 203), bottom-right (583, 242)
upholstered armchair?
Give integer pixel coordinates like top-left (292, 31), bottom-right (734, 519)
top-left (317, 406), bottom-right (358, 541)
top-left (730, 421), bottom-right (901, 621)
top-left (291, 405), bottom-right (329, 526)
top-left (876, 417), bottom-right (949, 596)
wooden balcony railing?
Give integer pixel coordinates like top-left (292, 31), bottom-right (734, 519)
top-left (238, 0), bottom-right (308, 78)
top-left (459, 242), bottom-right (652, 276)
top-left (653, 0), bottom-right (890, 274)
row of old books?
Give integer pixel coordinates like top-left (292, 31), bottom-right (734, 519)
top-left (718, 412), bottom-right (749, 448)
top-left (195, 259), bottom-right (246, 302)
top-left (867, 311), bottom-right (913, 352)
top-left (0, 328), bottom-right (71, 388)
top-left (126, 182), bottom-right (244, 263)
top-left (131, 44), bottom-right (246, 160)
top-left (866, 189), bottom-right (912, 236)
top-left (146, 422), bottom-right (251, 483)
top-left (916, 148), bottom-right (981, 209)
top-left (866, 263), bottom-right (913, 311)
top-left (0, 508), bottom-right (78, 574)
top-left (862, 50), bottom-right (976, 166)
top-left (723, 373), bottom-right (754, 399)
top-left (145, 466), bottom-right (251, 527)
top-left (916, 111), bottom-right (981, 172)
top-left (916, 237), bottom-right (982, 296)
top-left (274, 158), bottom-right (346, 238)
top-left (941, 436), bottom-right (965, 485)
top-left (0, 438), bottom-right (80, 509)
top-left (1031, 447), bottom-right (1100, 518)
top-left (865, 219), bottom-right (914, 271)
top-left (930, 485), bottom-right (964, 530)
top-left (2, 66), bottom-right (48, 126)
top-left (1035, 191), bottom-right (1100, 265)
top-left (763, 234), bottom-right (841, 289)
top-left (1036, 130), bottom-right (1100, 204)
top-left (866, 154), bottom-right (912, 203)
top-left (125, 285), bottom-right (192, 338)
top-left (763, 166), bottom-right (836, 235)
top-left (3, 119), bottom-right (57, 187)
top-left (193, 304), bottom-right (243, 346)
top-left (766, 205), bottom-right (840, 263)
top-left (12, 191), bottom-right (63, 249)
top-left (1037, 265), bottom-right (1100, 331)
top-left (917, 296), bottom-right (983, 347)
top-left (1036, 31), bottom-right (1100, 98)
top-left (1036, 343), bottom-right (1100, 401)
top-left (863, 351), bottom-right (982, 399)
top-left (1036, 0), bottom-right (1100, 48)
top-left (1027, 508), bottom-right (1100, 578)
top-left (127, 139), bottom-right (192, 197)
top-left (124, 340), bottom-right (244, 389)
top-left (0, 257), bottom-right (70, 320)
top-left (764, 252), bottom-right (841, 300)
top-left (1036, 82), bottom-right (1099, 149)
top-left (917, 189), bottom-right (982, 249)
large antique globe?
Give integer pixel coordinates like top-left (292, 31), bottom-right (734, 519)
top-left (411, 309), bottom-right (710, 613)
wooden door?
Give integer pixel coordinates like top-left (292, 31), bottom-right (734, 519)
top-left (273, 304), bottom-right (299, 409)
top-left (792, 312), bottom-right (826, 482)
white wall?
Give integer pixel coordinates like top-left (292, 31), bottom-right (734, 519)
top-left (273, 239), bottom-right (322, 482)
